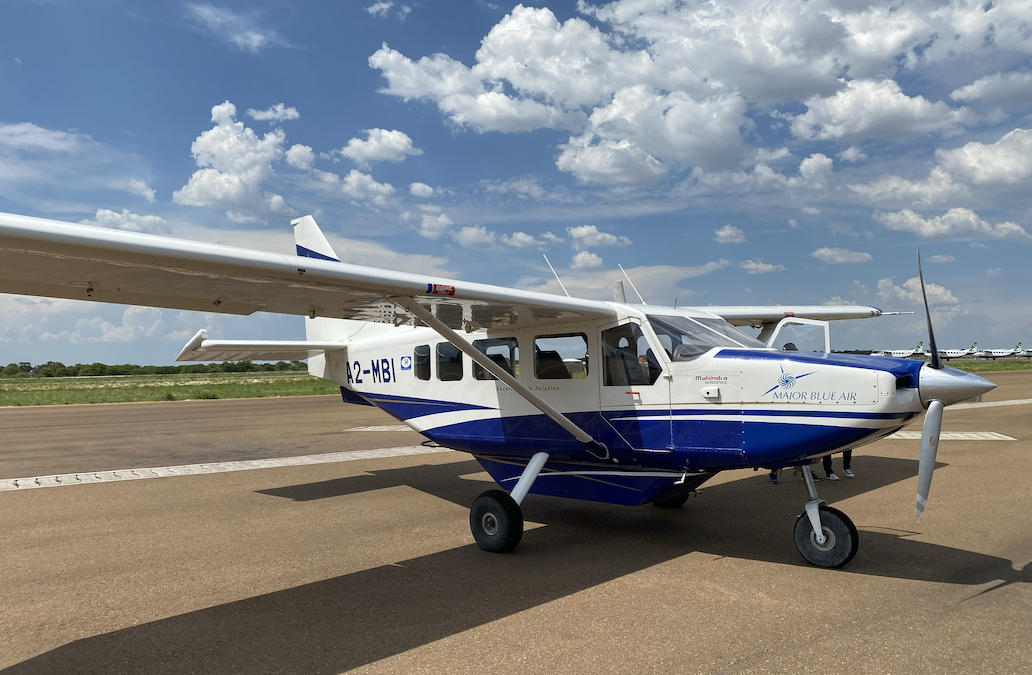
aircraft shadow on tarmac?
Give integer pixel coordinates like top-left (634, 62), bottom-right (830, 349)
top-left (6, 455), bottom-right (1028, 675)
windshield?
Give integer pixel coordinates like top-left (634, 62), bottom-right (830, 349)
top-left (692, 317), bottom-right (766, 348)
top-left (648, 314), bottom-right (762, 361)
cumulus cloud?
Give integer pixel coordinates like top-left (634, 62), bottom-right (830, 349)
top-left (792, 79), bottom-right (976, 142)
top-left (409, 182), bottom-right (434, 197)
top-left (926, 254), bottom-right (955, 263)
top-left (935, 128), bottom-right (1032, 187)
top-left (739, 259), bottom-right (784, 274)
top-left (452, 225), bottom-right (501, 250)
top-left (340, 169), bottom-right (395, 206)
top-left (285, 144), bottom-right (314, 170)
top-left (850, 128), bottom-right (1030, 207)
top-left (838, 146), bottom-right (867, 163)
top-left (567, 224), bottom-right (631, 250)
top-left (714, 225), bottom-right (746, 243)
top-left (570, 250), bottom-right (603, 269)
top-left (338, 128), bottom-right (422, 166)
top-left (246, 103), bottom-right (300, 122)
top-left (365, 1), bottom-right (393, 17)
top-left (811, 247), bottom-right (872, 264)
top-left (502, 231), bottom-right (547, 248)
top-left (985, 267), bottom-right (1002, 277)
top-left (80, 208), bottom-right (170, 234)
top-left (877, 277), bottom-right (959, 305)
top-left (42, 306), bottom-right (166, 344)
top-left (540, 232), bottom-right (565, 245)
top-left (419, 212), bottom-right (452, 239)
top-left (172, 101), bottom-right (289, 222)
top-left (185, 4), bottom-right (288, 53)
top-left (951, 72), bottom-right (1032, 104)
top-left (801, 206), bottom-right (822, 215)
top-left (876, 208), bottom-right (1031, 242)
top-left (107, 178), bottom-right (156, 202)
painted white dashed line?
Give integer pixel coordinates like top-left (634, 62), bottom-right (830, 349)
top-left (886, 431), bottom-right (1016, 441)
top-left (345, 425), bottom-right (415, 432)
top-left (0, 445), bottom-right (453, 492)
top-left (949, 398), bottom-right (1032, 411)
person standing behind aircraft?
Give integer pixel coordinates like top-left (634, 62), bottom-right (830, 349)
top-left (823, 451), bottom-right (854, 480)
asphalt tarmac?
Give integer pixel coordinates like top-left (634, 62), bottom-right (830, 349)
top-left (1, 374), bottom-right (1030, 674)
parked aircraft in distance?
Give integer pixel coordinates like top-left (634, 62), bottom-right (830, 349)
top-left (871, 342), bottom-right (923, 358)
top-left (975, 343), bottom-right (1022, 359)
top-left (0, 212), bottom-right (997, 569)
top-left (937, 342), bottom-right (978, 361)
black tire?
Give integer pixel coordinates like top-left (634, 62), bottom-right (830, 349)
top-left (470, 490), bottom-right (524, 553)
top-left (793, 505), bottom-right (859, 568)
top-left (652, 494), bottom-right (691, 509)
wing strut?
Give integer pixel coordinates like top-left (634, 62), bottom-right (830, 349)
top-left (389, 296), bottom-right (609, 460)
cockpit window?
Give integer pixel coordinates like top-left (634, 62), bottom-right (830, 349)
top-left (647, 314), bottom-right (760, 361)
top-left (692, 317), bottom-right (766, 348)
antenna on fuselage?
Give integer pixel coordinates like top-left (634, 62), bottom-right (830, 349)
top-left (542, 254), bottom-right (570, 297)
top-left (618, 264), bottom-right (646, 305)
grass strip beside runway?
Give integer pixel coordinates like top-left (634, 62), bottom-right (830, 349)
top-left (0, 372), bottom-right (340, 406)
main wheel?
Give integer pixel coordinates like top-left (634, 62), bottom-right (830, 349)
top-left (793, 505), bottom-right (859, 568)
top-left (470, 490), bottom-right (524, 553)
top-left (652, 493), bottom-right (691, 509)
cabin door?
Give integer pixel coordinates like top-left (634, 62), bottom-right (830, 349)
top-left (598, 319), bottom-right (671, 451)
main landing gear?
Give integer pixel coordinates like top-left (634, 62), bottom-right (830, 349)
top-left (470, 451), bottom-right (549, 553)
top-left (794, 466), bottom-right (859, 568)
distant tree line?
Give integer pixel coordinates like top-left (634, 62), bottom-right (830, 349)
top-left (1, 361), bottom-right (307, 378)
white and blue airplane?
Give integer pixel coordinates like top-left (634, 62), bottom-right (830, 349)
top-left (871, 342), bottom-right (923, 358)
top-left (975, 343), bottom-right (1022, 360)
top-left (0, 212), bottom-right (996, 568)
top-left (937, 342), bottom-right (978, 361)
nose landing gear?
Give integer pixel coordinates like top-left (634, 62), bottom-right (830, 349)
top-left (794, 465), bottom-right (859, 568)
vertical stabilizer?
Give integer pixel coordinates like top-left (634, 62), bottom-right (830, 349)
top-left (292, 215), bottom-right (339, 262)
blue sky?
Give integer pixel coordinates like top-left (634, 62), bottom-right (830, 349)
top-left (1, 0), bottom-right (1030, 365)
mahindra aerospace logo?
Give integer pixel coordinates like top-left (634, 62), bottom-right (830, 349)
top-left (763, 364), bottom-right (815, 396)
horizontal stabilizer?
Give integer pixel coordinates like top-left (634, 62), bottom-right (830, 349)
top-left (176, 329), bottom-right (346, 362)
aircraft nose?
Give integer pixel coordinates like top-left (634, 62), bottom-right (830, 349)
top-left (919, 365), bottom-right (996, 406)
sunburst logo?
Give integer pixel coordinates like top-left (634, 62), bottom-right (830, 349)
top-left (763, 364), bottom-right (815, 396)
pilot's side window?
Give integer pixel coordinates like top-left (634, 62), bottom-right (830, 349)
top-left (534, 333), bottom-right (588, 379)
top-left (436, 343), bottom-right (463, 381)
top-left (602, 323), bottom-right (661, 386)
top-left (473, 337), bottom-right (519, 380)
top-left (414, 344), bottom-right (430, 381)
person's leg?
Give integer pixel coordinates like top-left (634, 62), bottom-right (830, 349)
top-left (823, 455), bottom-right (833, 473)
top-left (843, 450), bottom-right (852, 470)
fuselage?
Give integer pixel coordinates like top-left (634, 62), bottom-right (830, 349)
top-left (975, 344), bottom-right (1021, 359)
top-left (306, 306), bottom-right (989, 505)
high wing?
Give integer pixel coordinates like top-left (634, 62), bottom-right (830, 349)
top-left (702, 305), bottom-right (883, 326)
top-left (0, 212), bottom-right (614, 331)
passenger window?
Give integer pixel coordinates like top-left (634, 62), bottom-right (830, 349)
top-left (414, 344), bottom-right (430, 381)
top-left (602, 323), bottom-right (661, 386)
top-left (473, 337), bottom-right (519, 380)
top-left (436, 343), bottom-right (463, 381)
top-left (534, 333), bottom-right (588, 380)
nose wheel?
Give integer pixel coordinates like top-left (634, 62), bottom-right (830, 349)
top-left (793, 505), bottom-right (858, 568)
top-left (793, 464), bottom-right (859, 568)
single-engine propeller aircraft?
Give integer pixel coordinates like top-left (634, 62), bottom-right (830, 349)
top-left (0, 212), bottom-right (996, 568)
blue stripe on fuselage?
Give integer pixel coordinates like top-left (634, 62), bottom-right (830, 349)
top-left (359, 392), bottom-right (496, 419)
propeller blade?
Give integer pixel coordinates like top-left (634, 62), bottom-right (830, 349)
top-left (916, 399), bottom-right (944, 516)
top-left (917, 248), bottom-right (942, 370)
